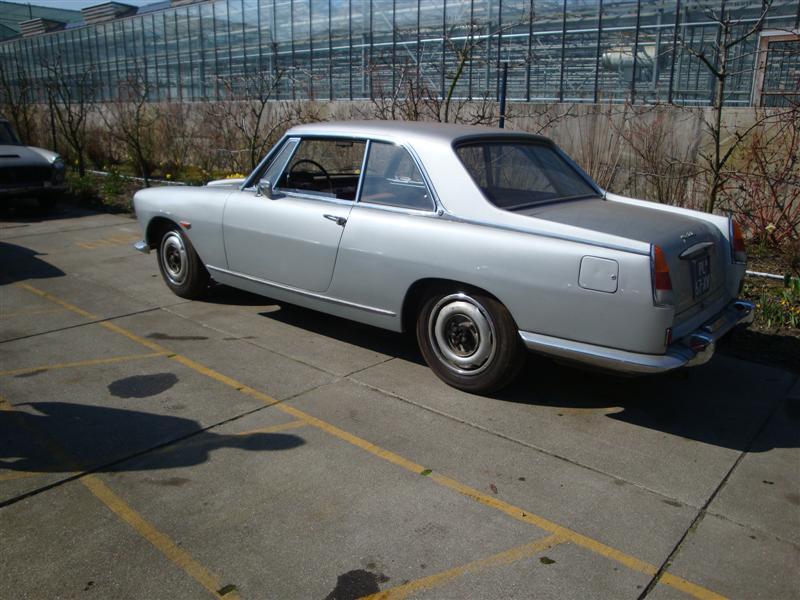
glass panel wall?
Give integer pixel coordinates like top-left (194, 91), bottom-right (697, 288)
top-left (0, 0), bottom-right (796, 106)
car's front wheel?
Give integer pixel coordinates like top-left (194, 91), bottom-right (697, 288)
top-left (416, 288), bottom-right (524, 393)
top-left (156, 227), bottom-right (209, 299)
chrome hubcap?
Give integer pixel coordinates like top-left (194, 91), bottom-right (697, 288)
top-left (429, 294), bottom-right (496, 376)
top-left (160, 231), bottom-right (188, 285)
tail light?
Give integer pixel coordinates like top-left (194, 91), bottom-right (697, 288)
top-left (651, 244), bottom-right (674, 306)
top-left (730, 219), bottom-right (746, 264)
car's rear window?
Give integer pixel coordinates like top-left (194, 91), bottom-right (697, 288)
top-left (455, 141), bottom-right (598, 210)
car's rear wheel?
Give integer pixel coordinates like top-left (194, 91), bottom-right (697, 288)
top-left (416, 288), bottom-right (524, 393)
top-left (156, 227), bottom-right (209, 299)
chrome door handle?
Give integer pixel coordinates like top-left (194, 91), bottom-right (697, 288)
top-left (323, 214), bottom-right (347, 226)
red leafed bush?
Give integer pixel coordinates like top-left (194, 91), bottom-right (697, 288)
top-left (720, 110), bottom-right (800, 248)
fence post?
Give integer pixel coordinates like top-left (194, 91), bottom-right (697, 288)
top-left (499, 61), bottom-right (508, 128)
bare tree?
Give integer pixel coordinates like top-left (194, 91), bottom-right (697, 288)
top-left (612, 104), bottom-right (703, 206)
top-left (0, 56), bottom-right (37, 145)
top-left (368, 16), bottom-right (527, 125)
top-left (675, 0), bottom-right (794, 213)
top-left (369, 60), bottom-right (427, 122)
top-left (42, 57), bottom-right (97, 177)
top-left (719, 106), bottom-right (800, 246)
top-left (101, 70), bottom-right (160, 186)
top-left (204, 69), bottom-right (287, 173)
top-left (158, 101), bottom-right (201, 177)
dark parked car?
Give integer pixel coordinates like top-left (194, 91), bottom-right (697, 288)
top-left (0, 117), bottom-right (65, 209)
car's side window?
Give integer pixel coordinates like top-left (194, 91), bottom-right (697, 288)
top-left (275, 138), bottom-right (366, 201)
top-left (359, 142), bottom-right (433, 211)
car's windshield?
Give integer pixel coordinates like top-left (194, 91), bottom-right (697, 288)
top-left (455, 141), bottom-right (598, 210)
top-left (0, 122), bottom-right (21, 145)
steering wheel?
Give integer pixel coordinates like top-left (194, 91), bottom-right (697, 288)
top-left (288, 159), bottom-right (334, 194)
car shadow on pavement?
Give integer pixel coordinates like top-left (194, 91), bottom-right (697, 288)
top-left (0, 199), bottom-right (98, 223)
top-left (203, 283), bottom-right (289, 307)
top-left (0, 241), bottom-right (65, 284)
top-left (252, 297), bottom-right (423, 363)
top-left (0, 402), bottom-right (305, 476)
top-left (497, 355), bottom-right (799, 453)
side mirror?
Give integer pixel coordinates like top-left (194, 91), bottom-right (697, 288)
top-left (256, 179), bottom-right (273, 199)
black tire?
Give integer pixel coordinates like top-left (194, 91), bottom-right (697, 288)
top-left (156, 226), bottom-right (209, 299)
top-left (416, 287), bottom-right (525, 393)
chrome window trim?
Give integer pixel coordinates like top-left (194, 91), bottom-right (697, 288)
top-left (282, 129), bottom-right (443, 212)
top-left (355, 201), bottom-right (438, 217)
top-left (241, 135), bottom-right (300, 191)
top-left (272, 135), bottom-right (366, 203)
top-left (357, 139), bottom-right (437, 213)
top-left (279, 190), bottom-right (355, 206)
top-left (354, 139), bottom-right (371, 203)
top-left (206, 265), bottom-right (396, 316)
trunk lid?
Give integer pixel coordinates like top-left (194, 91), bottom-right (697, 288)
top-left (520, 197), bottom-right (728, 318)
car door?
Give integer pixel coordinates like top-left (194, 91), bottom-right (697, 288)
top-left (222, 137), bottom-right (366, 293)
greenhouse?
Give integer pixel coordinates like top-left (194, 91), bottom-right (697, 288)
top-left (0, 0), bottom-right (798, 106)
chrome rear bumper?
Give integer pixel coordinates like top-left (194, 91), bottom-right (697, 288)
top-left (519, 299), bottom-right (755, 375)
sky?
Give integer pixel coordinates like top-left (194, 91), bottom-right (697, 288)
top-left (3, 0), bottom-right (155, 9)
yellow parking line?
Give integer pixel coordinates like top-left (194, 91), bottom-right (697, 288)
top-left (0, 352), bottom-right (165, 377)
top-left (16, 283), bottom-right (96, 319)
top-left (235, 419), bottom-right (307, 436)
top-left (0, 394), bottom-right (238, 600)
top-left (81, 475), bottom-right (238, 599)
top-left (76, 235), bottom-right (140, 250)
top-left (0, 470), bottom-right (56, 482)
top-left (15, 282), bottom-right (727, 600)
top-left (363, 534), bottom-right (564, 600)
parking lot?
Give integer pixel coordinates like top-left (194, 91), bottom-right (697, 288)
top-left (1, 203), bottom-right (798, 600)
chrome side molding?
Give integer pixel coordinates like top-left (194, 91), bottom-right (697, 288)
top-left (206, 265), bottom-right (396, 317)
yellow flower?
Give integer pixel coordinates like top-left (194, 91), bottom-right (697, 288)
top-left (165, 173), bottom-right (172, 180)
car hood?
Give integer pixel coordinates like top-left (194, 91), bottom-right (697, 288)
top-left (206, 178), bottom-right (245, 188)
top-left (0, 144), bottom-right (52, 167)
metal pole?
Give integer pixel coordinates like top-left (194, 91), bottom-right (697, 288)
top-left (289, 0), bottom-right (295, 100)
top-left (468, 0), bottom-right (474, 99)
top-left (369, 0), bottom-right (373, 99)
top-left (525, 0), bottom-right (533, 102)
top-left (630, 0), bottom-right (641, 104)
top-left (593, 0), bottom-right (603, 103)
top-left (667, 0), bottom-right (681, 104)
top-left (391, 0), bottom-right (396, 94)
top-left (415, 0), bottom-right (420, 93)
top-left (441, 0), bottom-right (446, 100)
top-left (348, 0), bottom-right (353, 100)
top-left (558, 0), bottom-right (567, 102)
top-left (495, 0), bottom-right (502, 99)
top-left (328, 0), bottom-right (333, 100)
top-left (498, 61), bottom-right (507, 128)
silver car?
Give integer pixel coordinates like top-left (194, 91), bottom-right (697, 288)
top-left (133, 121), bottom-right (753, 392)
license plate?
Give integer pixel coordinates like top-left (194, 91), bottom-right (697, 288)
top-left (691, 254), bottom-right (711, 299)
